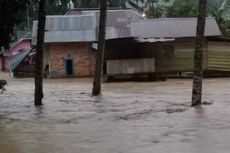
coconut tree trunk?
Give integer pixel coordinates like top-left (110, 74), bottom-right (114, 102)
top-left (191, 0), bottom-right (207, 107)
top-left (35, 0), bottom-right (46, 106)
top-left (92, 0), bottom-right (107, 96)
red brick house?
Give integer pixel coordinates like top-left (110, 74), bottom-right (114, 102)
top-left (47, 43), bottom-right (96, 77)
top-left (32, 9), bottom-right (144, 78)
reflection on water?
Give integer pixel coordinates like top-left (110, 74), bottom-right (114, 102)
top-left (1, 73), bottom-right (230, 153)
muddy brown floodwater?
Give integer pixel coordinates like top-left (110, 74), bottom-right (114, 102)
top-left (1, 72), bottom-right (230, 153)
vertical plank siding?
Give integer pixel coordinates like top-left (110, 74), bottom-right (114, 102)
top-left (208, 41), bottom-right (230, 71)
top-left (147, 38), bottom-right (208, 73)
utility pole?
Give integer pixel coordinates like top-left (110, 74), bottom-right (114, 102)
top-left (34, 0), bottom-right (46, 106)
top-left (191, 0), bottom-right (207, 107)
top-left (92, 0), bottom-right (107, 96)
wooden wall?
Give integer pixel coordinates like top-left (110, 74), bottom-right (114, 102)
top-left (145, 38), bottom-right (208, 73)
top-left (105, 39), bottom-right (156, 75)
top-left (208, 41), bottom-right (230, 71)
top-left (105, 39), bottom-right (154, 60)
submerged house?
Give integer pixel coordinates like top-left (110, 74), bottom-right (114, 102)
top-left (31, 8), bottom-right (223, 78)
top-left (32, 9), bottom-right (146, 78)
top-left (207, 38), bottom-right (230, 72)
top-left (131, 18), bottom-right (221, 74)
top-left (0, 38), bottom-right (31, 72)
top-left (9, 47), bottom-right (35, 77)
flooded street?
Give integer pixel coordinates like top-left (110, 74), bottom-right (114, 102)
top-left (1, 72), bottom-right (230, 153)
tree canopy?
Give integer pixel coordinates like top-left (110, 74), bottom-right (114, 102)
top-left (1, 0), bottom-right (230, 50)
top-left (0, 0), bottom-right (73, 50)
top-left (0, 0), bottom-right (29, 50)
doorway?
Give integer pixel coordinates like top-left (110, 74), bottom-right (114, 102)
top-left (65, 59), bottom-right (74, 75)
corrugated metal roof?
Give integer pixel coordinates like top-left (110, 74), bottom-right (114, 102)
top-left (76, 9), bottom-right (145, 39)
top-left (67, 9), bottom-right (145, 22)
top-left (79, 9), bottom-right (145, 25)
top-left (9, 48), bottom-right (32, 71)
top-left (32, 14), bottom-right (97, 43)
top-left (45, 15), bottom-right (96, 31)
top-left (16, 31), bottom-right (31, 40)
top-left (45, 30), bottom-right (96, 43)
top-left (31, 9), bottom-right (221, 44)
top-left (45, 15), bottom-right (97, 43)
top-left (32, 9), bottom-right (145, 44)
top-left (131, 17), bottom-right (221, 38)
top-left (9, 38), bottom-right (31, 51)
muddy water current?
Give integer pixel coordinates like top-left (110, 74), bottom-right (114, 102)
top-left (1, 73), bottom-right (230, 153)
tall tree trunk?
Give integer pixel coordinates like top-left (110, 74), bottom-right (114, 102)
top-left (35, 0), bottom-right (46, 106)
top-left (92, 0), bottom-right (107, 96)
top-left (191, 0), bottom-right (207, 107)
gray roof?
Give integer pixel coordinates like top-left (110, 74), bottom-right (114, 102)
top-left (78, 9), bottom-right (145, 39)
top-left (32, 10), bottom-right (221, 44)
top-left (45, 15), bottom-right (96, 43)
top-left (9, 48), bottom-right (32, 71)
top-left (32, 9), bottom-right (144, 44)
top-left (32, 15), bottom-right (97, 45)
top-left (9, 38), bottom-right (31, 50)
top-left (131, 17), bottom-right (221, 38)
top-left (16, 31), bottom-right (31, 40)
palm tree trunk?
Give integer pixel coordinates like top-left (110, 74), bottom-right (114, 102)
top-left (191, 0), bottom-right (207, 107)
top-left (35, 0), bottom-right (46, 106)
top-left (92, 0), bottom-right (107, 96)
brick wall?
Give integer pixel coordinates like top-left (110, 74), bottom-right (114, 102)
top-left (48, 42), bottom-right (96, 77)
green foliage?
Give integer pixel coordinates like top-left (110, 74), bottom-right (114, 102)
top-left (72, 0), bottom-right (127, 8)
top-left (147, 5), bottom-right (164, 18)
top-left (108, 0), bottom-right (127, 8)
top-left (17, 0), bottom-right (71, 31)
top-left (0, 0), bottom-right (29, 50)
top-left (208, 0), bottom-right (230, 37)
top-left (144, 0), bottom-right (198, 18)
top-left (219, 0), bottom-right (230, 20)
top-left (72, 0), bottom-right (100, 8)
top-left (5, 0), bottom-right (230, 49)
top-left (165, 0), bottom-right (198, 17)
